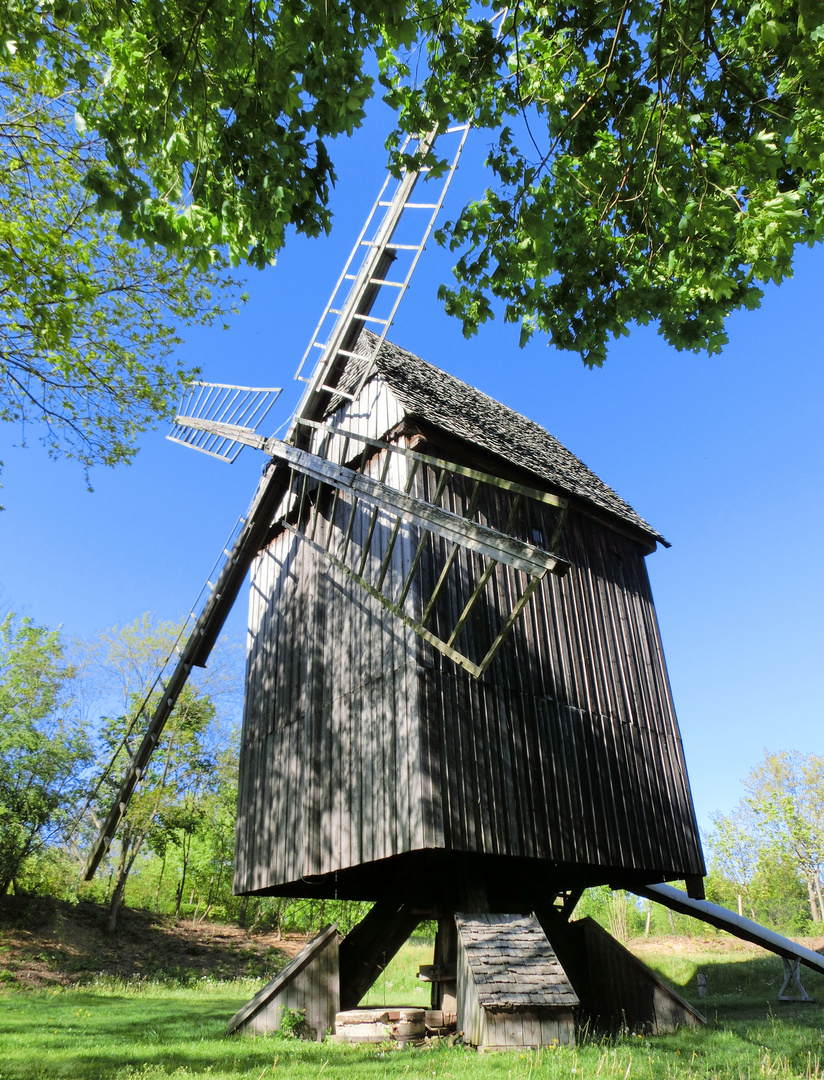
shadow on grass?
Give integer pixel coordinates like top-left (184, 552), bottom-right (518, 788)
top-left (0, 987), bottom-right (425, 1080)
top-left (645, 948), bottom-right (823, 1008)
top-left (4, 953), bottom-right (824, 1080)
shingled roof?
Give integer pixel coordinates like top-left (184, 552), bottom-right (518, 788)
top-left (339, 332), bottom-right (665, 546)
top-left (456, 913), bottom-right (579, 1008)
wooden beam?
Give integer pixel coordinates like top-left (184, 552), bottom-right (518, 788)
top-left (339, 872), bottom-right (423, 1010)
top-left (282, 522), bottom-right (485, 678)
top-left (268, 438), bottom-right (569, 578)
top-left (295, 417), bottom-right (569, 510)
top-left (172, 416), bottom-right (268, 451)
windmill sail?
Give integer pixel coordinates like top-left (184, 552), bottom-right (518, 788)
top-left (168, 382), bottom-right (281, 463)
top-left (292, 124), bottom-right (470, 429)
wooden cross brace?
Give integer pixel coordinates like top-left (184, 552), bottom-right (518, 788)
top-left (778, 957), bottom-right (813, 1003)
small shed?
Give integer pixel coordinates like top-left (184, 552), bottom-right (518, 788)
top-left (226, 924), bottom-right (340, 1039)
top-left (456, 913), bottom-right (579, 1050)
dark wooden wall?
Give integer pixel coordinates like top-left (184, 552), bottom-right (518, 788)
top-left (414, 460), bottom-right (704, 882)
top-left (235, 382), bottom-right (426, 894)
top-left (542, 916), bottom-right (704, 1035)
top-left (234, 379), bottom-right (705, 899)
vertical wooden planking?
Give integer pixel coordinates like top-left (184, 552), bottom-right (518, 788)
top-left (235, 367), bottom-right (705, 896)
top-left (421, 668), bottom-right (445, 849)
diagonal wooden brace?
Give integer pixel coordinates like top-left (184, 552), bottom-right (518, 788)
top-left (778, 957), bottom-right (813, 1002)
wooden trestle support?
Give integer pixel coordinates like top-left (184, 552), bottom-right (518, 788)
top-left (227, 871), bottom-right (703, 1048)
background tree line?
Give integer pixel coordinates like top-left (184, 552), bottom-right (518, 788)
top-left (0, 609), bottom-right (370, 938)
top-left (1, 607), bottom-right (821, 939)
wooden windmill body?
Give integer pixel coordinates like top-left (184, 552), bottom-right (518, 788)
top-left (236, 333), bottom-right (705, 911)
top-left (84, 125), bottom-right (715, 1044)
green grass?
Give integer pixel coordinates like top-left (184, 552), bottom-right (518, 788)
top-left (1, 946), bottom-right (824, 1080)
top-left (360, 938), bottom-right (433, 1007)
top-left (640, 943), bottom-right (824, 1015)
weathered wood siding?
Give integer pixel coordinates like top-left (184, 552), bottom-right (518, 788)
top-left (544, 916), bottom-right (704, 1035)
top-left (235, 383), bottom-right (424, 894)
top-left (235, 373), bottom-right (704, 897)
top-left (455, 914), bottom-right (577, 1049)
top-left (227, 925), bottom-right (340, 1039)
top-left (456, 924), bottom-right (486, 1048)
top-left (485, 1009), bottom-right (575, 1050)
top-left (414, 461), bottom-right (704, 881)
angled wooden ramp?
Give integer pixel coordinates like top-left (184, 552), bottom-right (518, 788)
top-left (638, 883), bottom-right (824, 975)
top-left (637, 882), bottom-right (824, 1003)
top-left (227, 924), bottom-right (340, 1039)
top-left (539, 915), bottom-right (704, 1035)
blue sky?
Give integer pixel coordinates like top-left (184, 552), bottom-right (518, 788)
top-left (1, 107), bottom-right (822, 842)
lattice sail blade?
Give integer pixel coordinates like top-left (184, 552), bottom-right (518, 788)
top-left (168, 382), bottom-right (282, 463)
top-left (266, 431), bottom-right (569, 679)
top-left (291, 122), bottom-right (471, 432)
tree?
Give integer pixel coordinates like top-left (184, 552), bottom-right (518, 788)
top-left (7, 1), bottom-right (824, 364)
top-left (745, 750), bottom-right (824, 923)
top-left (707, 803), bottom-right (761, 916)
top-left (0, 51), bottom-right (241, 479)
top-left (96, 687), bottom-right (216, 933)
top-left (748, 847), bottom-right (810, 933)
top-left (84, 614), bottom-right (240, 932)
top-left (706, 749), bottom-right (824, 929)
top-left (0, 614), bottom-right (91, 893)
top-left (167, 739), bottom-right (239, 923)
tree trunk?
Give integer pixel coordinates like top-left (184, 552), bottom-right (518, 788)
top-left (174, 834), bottom-right (193, 917)
top-left (815, 876), bottom-right (824, 923)
top-left (645, 900), bottom-right (652, 937)
top-left (237, 895), bottom-right (249, 929)
top-left (107, 835), bottom-right (144, 935)
top-left (107, 872), bottom-right (128, 935)
top-left (154, 852), bottom-right (167, 911)
top-left (806, 878), bottom-right (819, 922)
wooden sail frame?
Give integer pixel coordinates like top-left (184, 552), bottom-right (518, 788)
top-left (161, 403), bottom-right (572, 677)
top-left (265, 432), bottom-right (569, 679)
top-left (168, 382), bottom-right (282, 462)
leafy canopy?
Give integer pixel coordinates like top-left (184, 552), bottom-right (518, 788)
top-left (5, 0), bottom-right (824, 363)
top-left (0, 45), bottom-right (242, 478)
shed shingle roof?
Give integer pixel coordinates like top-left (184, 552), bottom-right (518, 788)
top-left (339, 332), bottom-right (664, 546)
top-left (456, 913), bottom-right (579, 1008)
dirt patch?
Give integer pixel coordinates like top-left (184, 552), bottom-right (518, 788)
top-left (628, 934), bottom-right (824, 958)
top-left (0, 895), bottom-right (306, 989)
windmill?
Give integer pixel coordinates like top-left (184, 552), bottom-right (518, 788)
top-left (82, 121), bottom-right (712, 1044)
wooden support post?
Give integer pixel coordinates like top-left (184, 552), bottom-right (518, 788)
top-left (778, 958), bottom-right (813, 1003)
top-left (338, 872), bottom-right (422, 1010)
top-left (430, 917), bottom-right (458, 1017)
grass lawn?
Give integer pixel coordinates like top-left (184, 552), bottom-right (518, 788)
top-left (2, 942), bottom-right (824, 1080)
